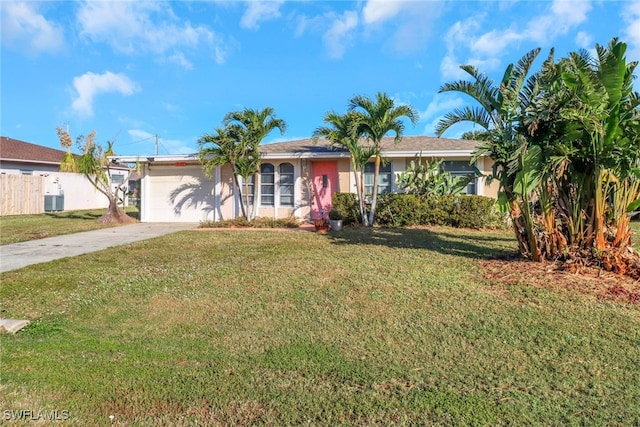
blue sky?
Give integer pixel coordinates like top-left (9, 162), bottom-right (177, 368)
top-left (2, 1), bottom-right (639, 156)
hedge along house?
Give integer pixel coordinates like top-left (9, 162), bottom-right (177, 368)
top-left (110, 136), bottom-right (499, 223)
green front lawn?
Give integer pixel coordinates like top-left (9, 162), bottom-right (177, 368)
top-left (0, 208), bottom-right (139, 245)
top-left (1, 227), bottom-right (638, 425)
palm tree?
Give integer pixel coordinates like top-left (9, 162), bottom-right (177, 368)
top-left (312, 111), bottom-right (376, 225)
top-left (435, 49), bottom-right (543, 259)
top-left (222, 107), bottom-right (286, 220)
top-left (348, 92), bottom-right (418, 226)
top-left (198, 126), bottom-right (251, 219)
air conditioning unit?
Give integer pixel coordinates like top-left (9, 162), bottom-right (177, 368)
top-left (44, 195), bottom-right (64, 212)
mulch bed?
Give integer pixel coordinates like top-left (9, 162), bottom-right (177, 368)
top-left (480, 255), bottom-right (640, 305)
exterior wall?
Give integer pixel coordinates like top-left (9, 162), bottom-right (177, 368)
top-left (336, 159), bottom-right (351, 193)
top-left (218, 164), bottom-right (236, 221)
top-left (57, 172), bottom-right (108, 211)
top-left (0, 162), bottom-right (60, 175)
top-left (134, 153), bottom-right (499, 224)
top-left (476, 157), bottom-right (500, 198)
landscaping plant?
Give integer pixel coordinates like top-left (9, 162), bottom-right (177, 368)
top-left (437, 38), bottom-right (639, 277)
top-left (55, 128), bottom-right (135, 224)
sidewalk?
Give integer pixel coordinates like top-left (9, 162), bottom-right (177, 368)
top-left (0, 222), bottom-right (197, 273)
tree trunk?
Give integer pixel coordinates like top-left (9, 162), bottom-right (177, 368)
top-left (593, 169), bottom-right (607, 250)
top-left (98, 194), bottom-right (135, 224)
top-left (367, 154), bottom-right (381, 226)
top-left (233, 173), bottom-right (248, 220)
top-left (351, 161), bottom-right (368, 226)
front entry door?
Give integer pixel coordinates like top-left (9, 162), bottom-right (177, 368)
top-left (311, 161), bottom-right (338, 219)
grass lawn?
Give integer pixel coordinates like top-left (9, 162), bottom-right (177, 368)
top-left (1, 227), bottom-right (639, 425)
top-left (0, 208), bottom-right (139, 245)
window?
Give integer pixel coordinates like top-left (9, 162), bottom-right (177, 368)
top-left (243, 175), bottom-right (255, 206)
top-left (20, 170), bottom-right (33, 175)
top-left (260, 163), bottom-right (275, 206)
top-left (279, 163), bottom-right (294, 206)
top-left (440, 161), bottom-right (477, 195)
top-left (111, 174), bottom-right (125, 184)
top-left (364, 162), bottom-right (392, 196)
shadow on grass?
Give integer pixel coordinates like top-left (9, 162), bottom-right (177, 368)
top-left (326, 226), bottom-right (520, 261)
top-left (46, 211), bottom-right (102, 220)
top-left (45, 208), bottom-right (140, 221)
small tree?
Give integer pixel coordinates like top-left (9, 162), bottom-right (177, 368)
top-left (56, 127), bottom-right (135, 224)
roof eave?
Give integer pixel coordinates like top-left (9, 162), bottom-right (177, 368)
top-left (0, 158), bottom-right (62, 166)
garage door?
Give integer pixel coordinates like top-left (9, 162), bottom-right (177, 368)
top-left (147, 165), bottom-right (216, 222)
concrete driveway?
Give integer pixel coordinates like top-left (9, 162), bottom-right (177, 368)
top-left (0, 222), bottom-right (197, 273)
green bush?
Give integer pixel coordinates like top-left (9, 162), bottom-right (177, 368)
top-left (332, 193), bottom-right (361, 225)
top-left (376, 193), bottom-right (507, 229)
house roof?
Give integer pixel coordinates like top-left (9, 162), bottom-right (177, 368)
top-left (112, 136), bottom-right (481, 164)
top-left (260, 136), bottom-right (479, 158)
top-left (0, 136), bottom-right (69, 166)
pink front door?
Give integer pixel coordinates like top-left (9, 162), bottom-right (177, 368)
top-left (311, 161), bottom-right (338, 219)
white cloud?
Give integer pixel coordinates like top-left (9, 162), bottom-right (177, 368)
top-left (441, 0), bottom-right (592, 82)
top-left (623, 1), bottom-right (640, 61)
top-left (440, 54), bottom-right (469, 81)
top-left (323, 11), bottom-right (359, 59)
top-left (420, 96), bottom-right (465, 122)
top-left (0, 2), bottom-right (64, 55)
top-left (76, 1), bottom-right (225, 67)
top-left (240, 1), bottom-right (284, 30)
top-left (575, 31), bottom-right (592, 49)
top-left (471, 28), bottom-right (521, 57)
top-left (524, 0), bottom-right (591, 44)
top-left (71, 71), bottom-right (140, 117)
top-left (362, 1), bottom-right (443, 54)
top-left (362, 0), bottom-right (403, 25)
top-left (128, 129), bottom-right (154, 141)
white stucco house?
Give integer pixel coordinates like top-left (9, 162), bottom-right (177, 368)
top-left (111, 136), bottom-right (499, 223)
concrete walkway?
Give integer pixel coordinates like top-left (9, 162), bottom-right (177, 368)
top-left (0, 222), bottom-right (197, 273)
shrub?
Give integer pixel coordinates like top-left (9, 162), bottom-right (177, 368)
top-left (332, 193), bottom-right (361, 225)
top-left (376, 194), bottom-right (508, 229)
top-left (328, 208), bottom-right (343, 220)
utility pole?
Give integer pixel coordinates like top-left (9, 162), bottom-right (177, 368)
top-left (155, 134), bottom-right (159, 155)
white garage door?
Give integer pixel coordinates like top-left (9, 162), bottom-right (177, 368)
top-left (147, 165), bottom-right (216, 222)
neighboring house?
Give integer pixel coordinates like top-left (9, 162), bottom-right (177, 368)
top-left (0, 136), bottom-right (130, 214)
top-left (111, 136), bottom-right (499, 223)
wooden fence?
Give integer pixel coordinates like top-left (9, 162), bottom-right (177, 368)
top-left (0, 174), bottom-right (45, 215)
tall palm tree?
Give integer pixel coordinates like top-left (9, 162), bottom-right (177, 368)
top-left (348, 92), bottom-right (418, 226)
top-left (313, 111), bottom-right (376, 225)
top-left (223, 107), bottom-right (287, 220)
